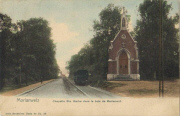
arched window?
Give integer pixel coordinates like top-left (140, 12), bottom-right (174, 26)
top-left (122, 18), bottom-right (125, 27)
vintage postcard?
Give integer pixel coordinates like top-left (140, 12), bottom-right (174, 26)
top-left (0, 0), bottom-right (179, 116)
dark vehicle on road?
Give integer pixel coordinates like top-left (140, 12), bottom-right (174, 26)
top-left (74, 70), bottom-right (88, 85)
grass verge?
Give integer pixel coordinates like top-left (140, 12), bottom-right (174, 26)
top-left (99, 79), bottom-right (179, 97)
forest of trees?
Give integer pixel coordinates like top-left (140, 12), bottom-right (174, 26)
top-left (135, 0), bottom-right (179, 79)
top-left (0, 0), bottom-right (178, 90)
top-left (66, 0), bottom-right (179, 83)
top-left (66, 4), bottom-right (124, 83)
top-left (0, 14), bottom-right (59, 90)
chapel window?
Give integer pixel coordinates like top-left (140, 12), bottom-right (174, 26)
top-left (122, 18), bottom-right (125, 27)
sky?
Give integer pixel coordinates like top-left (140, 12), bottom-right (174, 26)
top-left (0, 0), bottom-right (179, 76)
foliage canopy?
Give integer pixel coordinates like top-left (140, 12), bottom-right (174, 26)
top-left (0, 15), bottom-right (59, 89)
top-left (135, 0), bottom-right (179, 79)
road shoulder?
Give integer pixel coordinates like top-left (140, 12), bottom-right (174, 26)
top-left (0, 79), bottom-right (55, 96)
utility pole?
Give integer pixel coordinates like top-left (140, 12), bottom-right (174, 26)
top-left (159, 0), bottom-right (164, 97)
top-left (179, 1), bottom-right (180, 81)
top-left (179, 33), bottom-right (180, 81)
top-left (0, 16), bottom-right (3, 90)
top-left (0, 20), bottom-right (2, 90)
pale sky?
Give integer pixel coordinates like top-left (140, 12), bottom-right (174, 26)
top-left (0, 0), bottom-right (178, 76)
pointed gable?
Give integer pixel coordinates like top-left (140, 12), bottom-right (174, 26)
top-left (107, 7), bottom-right (140, 81)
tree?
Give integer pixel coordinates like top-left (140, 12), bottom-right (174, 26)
top-left (67, 4), bottom-right (130, 81)
top-left (0, 16), bottom-right (59, 89)
top-left (16, 18), bottom-right (59, 84)
top-left (135, 0), bottom-right (179, 79)
top-left (0, 13), bottom-right (13, 89)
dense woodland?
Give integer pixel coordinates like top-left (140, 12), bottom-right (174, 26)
top-left (0, 15), bottom-right (59, 90)
top-left (0, 0), bottom-right (179, 90)
top-left (66, 0), bottom-right (179, 82)
top-left (135, 0), bottom-right (179, 79)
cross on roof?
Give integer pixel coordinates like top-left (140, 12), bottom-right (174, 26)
top-left (122, 7), bottom-right (127, 14)
top-left (122, 42), bottom-right (126, 48)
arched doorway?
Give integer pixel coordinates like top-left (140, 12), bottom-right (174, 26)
top-left (119, 51), bottom-right (128, 74)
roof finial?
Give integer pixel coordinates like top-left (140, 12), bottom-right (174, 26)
top-left (123, 7), bottom-right (125, 14)
top-left (121, 7), bottom-right (127, 30)
top-left (123, 7), bottom-right (127, 14)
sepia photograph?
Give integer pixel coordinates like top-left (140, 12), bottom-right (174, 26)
top-left (0, 0), bottom-right (179, 115)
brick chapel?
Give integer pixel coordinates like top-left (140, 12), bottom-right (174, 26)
top-left (107, 8), bottom-right (140, 81)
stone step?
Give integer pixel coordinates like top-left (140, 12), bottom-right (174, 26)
top-left (116, 76), bottom-right (130, 79)
top-left (116, 75), bottom-right (130, 78)
top-left (114, 78), bottom-right (134, 80)
top-left (113, 78), bottom-right (134, 81)
top-left (117, 74), bottom-right (130, 77)
top-left (114, 75), bottom-right (134, 81)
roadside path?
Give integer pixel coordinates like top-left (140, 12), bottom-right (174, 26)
top-left (1, 79), bottom-right (54, 96)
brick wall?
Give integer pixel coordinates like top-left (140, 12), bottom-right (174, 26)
top-left (108, 30), bottom-right (138, 74)
top-left (108, 61), bottom-right (117, 74)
